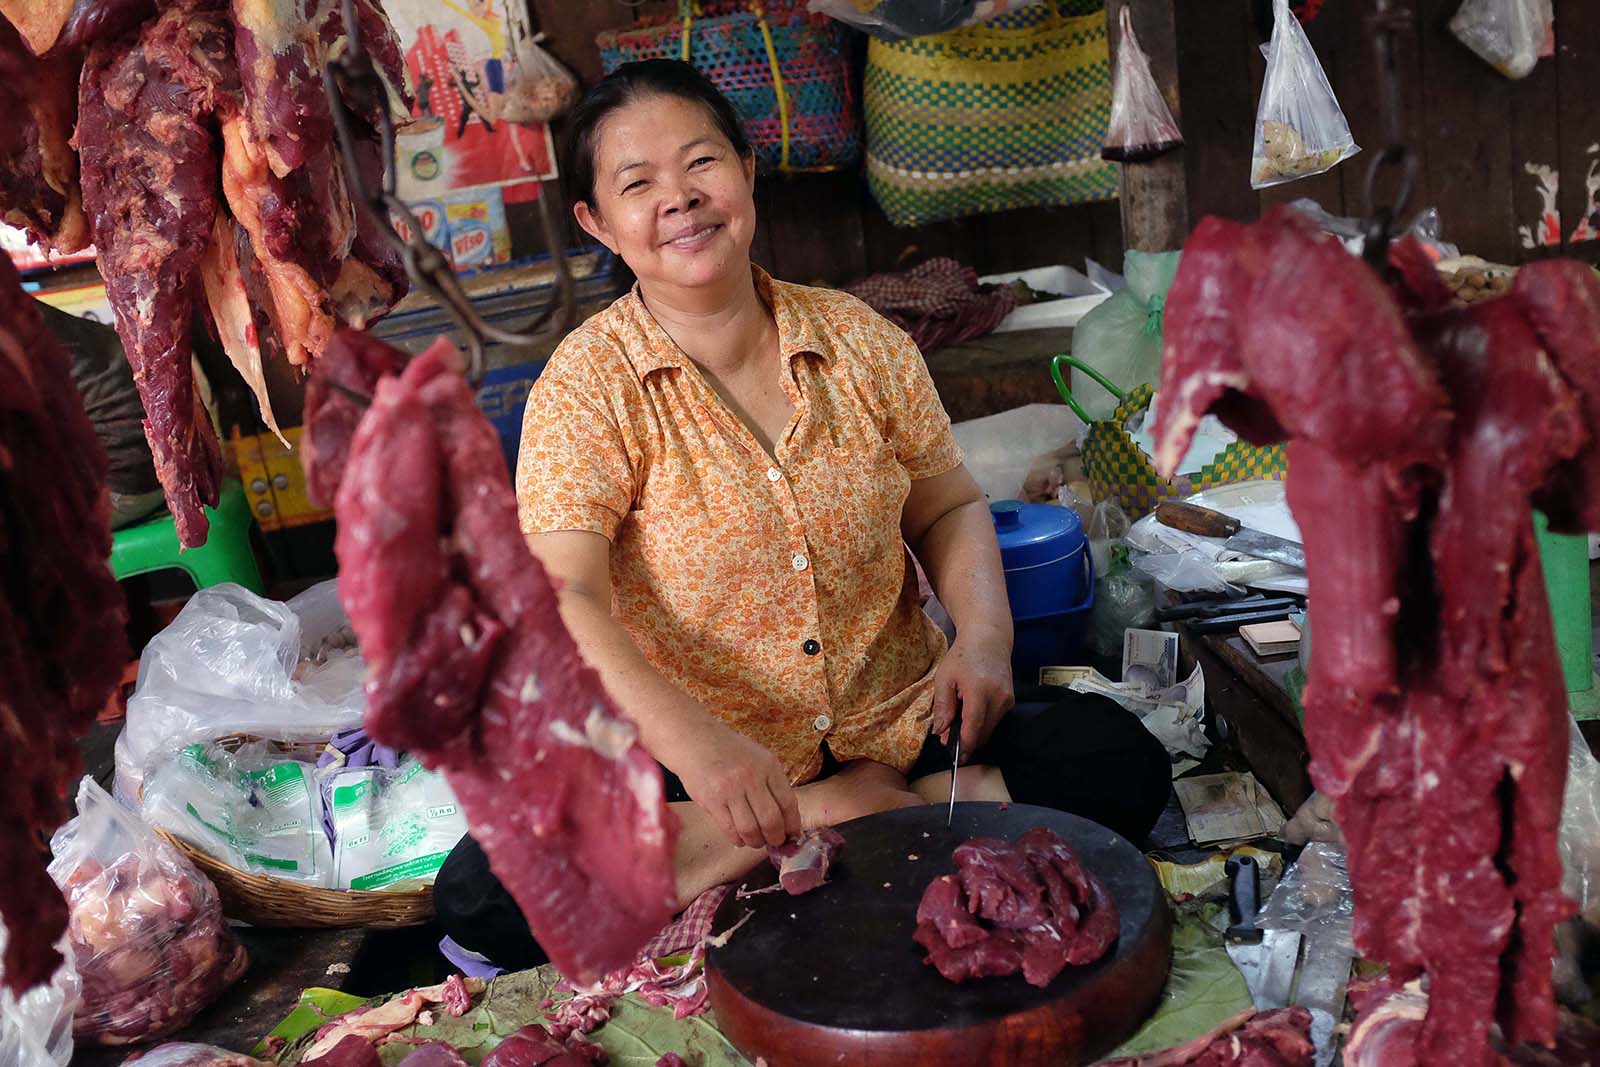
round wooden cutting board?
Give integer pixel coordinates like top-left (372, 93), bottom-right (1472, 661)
top-left (706, 802), bottom-right (1172, 1067)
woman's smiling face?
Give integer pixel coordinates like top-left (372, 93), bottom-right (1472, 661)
top-left (574, 93), bottom-right (757, 294)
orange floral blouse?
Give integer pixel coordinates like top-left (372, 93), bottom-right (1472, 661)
top-left (515, 267), bottom-right (964, 783)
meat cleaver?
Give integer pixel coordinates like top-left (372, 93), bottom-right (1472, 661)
top-left (1224, 855), bottom-right (1301, 1011)
top-left (1155, 501), bottom-right (1306, 570)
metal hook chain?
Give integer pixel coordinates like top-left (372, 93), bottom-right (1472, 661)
top-left (323, 0), bottom-right (574, 387)
top-left (1361, 0), bottom-right (1417, 265)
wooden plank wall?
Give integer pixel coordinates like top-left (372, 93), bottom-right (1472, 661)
top-left (525, 0), bottom-right (1598, 283)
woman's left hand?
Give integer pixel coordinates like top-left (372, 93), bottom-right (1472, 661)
top-left (930, 626), bottom-right (1015, 757)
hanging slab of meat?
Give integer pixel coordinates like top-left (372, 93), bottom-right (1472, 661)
top-left (912, 827), bottom-right (1118, 988)
top-left (76, 0), bottom-right (234, 547)
top-left (1097, 1007), bottom-right (1314, 1066)
top-left (0, 254), bottom-right (128, 995)
top-left (1345, 979), bottom-right (1600, 1067)
top-left (0, 16), bottom-right (87, 252)
top-left (304, 331), bottom-right (679, 985)
top-left (1151, 205), bottom-right (1598, 1064)
top-left (767, 827), bottom-right (844, 894)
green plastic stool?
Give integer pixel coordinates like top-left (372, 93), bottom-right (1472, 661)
top-left (111, 478), bottom-right (265, 595)
top-left (1536, 511), bottom-right (1600, 721)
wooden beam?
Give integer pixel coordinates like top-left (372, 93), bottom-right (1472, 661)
top-left (1106, 0), bottom-right (1188, 251)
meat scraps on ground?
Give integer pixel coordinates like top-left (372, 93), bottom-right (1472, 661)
top-left (0, 0), bottom-right (410, 546)
top-left (1151, 205), bottom-right (1600, 1064)
top-left (1098, 1007), bottom-right (1315, 1067)
top-left (767, 827), bottom-right (844, 894)
top-left (913, 827), bottom-right (1119, 987)
top-left (303, 331), bottom-right (680, 985)
top-left (0, 253), bottom-right (128, 995)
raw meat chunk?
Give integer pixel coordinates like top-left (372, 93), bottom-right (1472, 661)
top-left (306, 332), bottom-right (679, 984)
top-left (395, 1043), bottom-right (468, 1067)
top-left (300, 977), bottom-right (487, 1062)
top-left (767, 827), bottom-right (844, 894)
top-left (303, 1035), bottom-right (382, 1067)
top-left (0, 254), bottom-right (128, 995)
top-left (1097, 1007), bottom-right (1314, 1066)
top-left (0, 17), bottom-right (86, 252)
top-left (482, 1024), bottom-right (592, 1067)
top-left (912, 827), bottom-right (1118, 988)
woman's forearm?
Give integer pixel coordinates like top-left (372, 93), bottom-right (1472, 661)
top-left (916, 498), bottom-right (1013, 645)
top-left (553, 586), bottom-right (722, 772)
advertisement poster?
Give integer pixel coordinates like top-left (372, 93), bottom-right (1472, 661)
top-left (388, 1), bottom-right (558, 202)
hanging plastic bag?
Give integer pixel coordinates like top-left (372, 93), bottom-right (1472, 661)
top-left (1250, 0), bottom-right (1358, 189)
top-left (1449, 0), bottom-right (1553, 80)
top-left (0, 929), bottom-right (78, 1067)
top-left (500, 28), bottom-right (579, 125)
top-left (49, 778), bottom-right (249, 1045)
top-left (1101, 7), bottom-right (1182, 162)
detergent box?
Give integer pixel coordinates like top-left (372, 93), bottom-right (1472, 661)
top-left (445, 188), bottom-right (511, 271)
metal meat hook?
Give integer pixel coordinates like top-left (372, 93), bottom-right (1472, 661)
top-left (321, 0), bottom-right (577, 394)
top-left (1360, 0), bottom-right (1418, 267)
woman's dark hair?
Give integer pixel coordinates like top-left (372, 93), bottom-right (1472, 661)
top-left (563, 59), bottom-right (752, 209)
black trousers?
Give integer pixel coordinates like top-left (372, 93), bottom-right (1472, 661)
top-left (434, 686), bottom-right (1170, 970)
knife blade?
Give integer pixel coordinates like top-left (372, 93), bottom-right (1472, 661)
top-left (1224, 855), bottom-right (1303, 1011)
top-left (946, 705), bottom-right (962, 827)
top-left (1155, 501), bottom-right (1306, 571)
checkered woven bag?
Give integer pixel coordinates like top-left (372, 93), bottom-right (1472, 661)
top-left (597, 1), bottom-right (861, 175)
top-left (1054, 357), bottom-right (1289, 519)
top-left (864, 0), bottom-right (1118, 227)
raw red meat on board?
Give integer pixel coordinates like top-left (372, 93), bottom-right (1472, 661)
top-left (0, 254), bottom-right (128, 995)
top-left (1151, 206), bottom-right (1600, 1065)
top-left (1098, 1007), bottom-right (1314, 1066)
top-left (913, 827), bottom-right (1118, 988)
top-left (0, 0), bottom-right (410, 547)
top-left (303, 332), bottom-right (680, 984)
top-left (767, 826), bottom-right (844, 894)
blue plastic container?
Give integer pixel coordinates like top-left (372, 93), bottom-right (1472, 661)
top-left (990, 500), bottom-right (1095, 684)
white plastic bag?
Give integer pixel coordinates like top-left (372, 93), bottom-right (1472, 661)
top-left (1250, 0), bottom-right (1358, 189)
top-left (1450, 0), bottom-right (1553, 80)
top-left (115, 581), bottom-right (365, 804)
top-left (142, 742), bottom-right (336, 888)
top-left (500, 29), bottom-right (578, 124)
top-left (49, 778), bottom-right (249, 1045)
top-left (1559, 717), bottom-right (1600, 924)
top-left (328, 757), bottom-right (468, 891)
top-left (1102, 6), bottom-right (1182, 162)
top-left (0, 929), bottom-right (78, 1067)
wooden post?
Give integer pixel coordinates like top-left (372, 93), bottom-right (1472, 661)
top-left (1106, 0), bottom-right (1188, 252)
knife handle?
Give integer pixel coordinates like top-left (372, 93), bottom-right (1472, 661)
top-left (1156, 501), bottom-right (1243, 539)
top-left (1225, 855), bottom-right (1263, 940)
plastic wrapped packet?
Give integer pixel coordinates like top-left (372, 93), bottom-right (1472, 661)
top-left (326, 756), bottom-right (469, 892)
top-left (0, 929), bottom-right (78, 1067)
top-left (115, 581), bottom-right (365, 804)
top-left (500, 32), bottom-right (578, 124)
top-left (49, 778), bottom-right (249, 1046)
top-left (120, 1044), bottom-right (269, 1066)
top-left (141, 741), bottom-right (336, 888)
top-left (1450, 0), bottom-right (1552, 80)
top-left (1101, 7), bottom-right (1182, 162)
top-left (1250, 0), bottom-right (1357, 189)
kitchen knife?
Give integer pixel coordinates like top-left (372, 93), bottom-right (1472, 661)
top-left (1155, 501), bottom-right (1306, 571)
top-left (947, 705), bottom-right (962, 827)
top-left (1224, 855), bottom-right (1302, 1011)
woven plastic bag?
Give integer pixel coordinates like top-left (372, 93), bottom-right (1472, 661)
top-left (49, 777), bottom-right (249, 1045)
top-left (500, 31), bottom-right (578, 124)
top-left (1449, 0), bottom-right (1553, 80)
top-left (1101, 6), bottom-right (1181, 162)
top-left (806, 0), bottom-right (1044, 39)
top-left (1250, 0), bottom-right (1357, 189)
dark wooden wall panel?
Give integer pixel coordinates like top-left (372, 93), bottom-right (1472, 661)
top-left (1555, 0), bottom-right (1600, 250)
top-left (1175, 0), bottom-right (1259, 225)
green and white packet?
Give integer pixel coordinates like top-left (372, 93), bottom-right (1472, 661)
top-left (328, 757), bottom-right (466, 891)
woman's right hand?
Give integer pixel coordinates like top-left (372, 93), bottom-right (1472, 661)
top-left (671, 718), bottom-right (802, 850)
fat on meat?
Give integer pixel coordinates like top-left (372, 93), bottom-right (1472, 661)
top-left (300, 977), bottom-right (486, 1062)
top-left (0, 254), bottom-right (128, 995)
top-left (1097, 1007), bottom-right (1314, 1067)
top-left (767, 827), bottom-right (844, 894)
top-left (305, 332), bottom-right (679, 985)
top-left (1151, 205), bottom-right (1597, 1064)
top-left (913, 827), bottom-right (1118, 988)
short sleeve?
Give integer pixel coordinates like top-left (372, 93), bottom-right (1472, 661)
top-left (875, 322), bottom-right (965, 481)
top-left (515, 338), bottom-right (638, 540)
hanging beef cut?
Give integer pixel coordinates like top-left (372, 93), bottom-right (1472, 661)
top-left (303, 332), bottom-right (680, 984)
top-left (1151, 206), bottom-right (1600, 1065)
top-left (0, 15), bottom-right (86, 252)
top-left (0, 253), bottom-right (128, 994)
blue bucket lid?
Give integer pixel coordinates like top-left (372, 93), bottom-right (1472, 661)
top-left (990, 500), bottom-right (1086, 569)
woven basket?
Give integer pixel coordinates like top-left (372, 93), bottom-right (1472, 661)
top-left (597, 1), bottom-right (861, 174)
top-left (864, 0), bottom-right (1118, 226)
top-left (146, 735), bottom-right (436, 929)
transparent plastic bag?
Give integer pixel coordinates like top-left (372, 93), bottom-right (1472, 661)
top-left (1255, 842), bottom-right (1354, 953)
top-left (115, 581), bottom-right (365, 804)
top-left (500, 30), bottom-right (579, 124)
top-left (1250, 0), bottom-right (1358, 189)
top-left (125, 1044), bottom-right (269, 1066)
top-left (1067, 250), bottom-right (1182, 422)
top-left (1450, 0), bottom-right (1553, 80)
top-left (1559, 717), bottom-right (1600, 924)
top-left (49, 778), bottom-right (249, 1045)
top-left (1101, 6), bottom-right (1182, 162)
top-left (0, 929), bottom-right (78, 1067)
